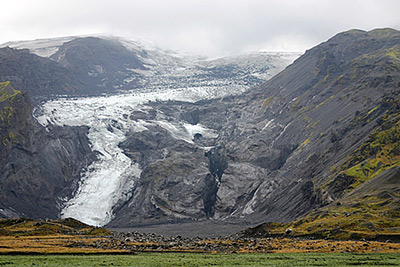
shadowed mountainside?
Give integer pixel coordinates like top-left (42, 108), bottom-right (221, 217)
top-left (0, 81), bottom-right (96, 219)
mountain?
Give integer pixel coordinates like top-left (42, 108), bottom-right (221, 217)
top-left (2, 36), bottom-right (299, 99)
top-left (49, 37), bottom-right (148, 92)
top-left (0, 36), bottom-right (299, 225)
top-left (241, 165), bottom-right (400, 241)
top-left (2, 29), bottom-right (399, 232)
top-left (0, 47), bottom-right (83, 97)
top-left (106, 28), bottom-right (400, 228)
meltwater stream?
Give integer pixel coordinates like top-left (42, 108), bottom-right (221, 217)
top-left (34, 87), bottom-right (229, 226)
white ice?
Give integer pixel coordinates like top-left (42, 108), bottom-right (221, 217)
top-left (34, 86), bottom-right (231, 226)
top-left (26, 36), bottom-right (300, 226)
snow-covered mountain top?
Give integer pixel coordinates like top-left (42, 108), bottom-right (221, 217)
top-left (1, 35), bottom-right (301, 67)
top-left (0, 34), bottom-right (302, 104)
top-left (1, 35), bottom-right (202, 60)
top-left (1, 35), bottom-right (301, 91)
top-left (1, 36), bottom-right (77, 57)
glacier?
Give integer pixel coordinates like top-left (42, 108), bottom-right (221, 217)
top-left (26, 35), bottom-right (301, 226)
top-left (34, 86), bottom-right (246, 226)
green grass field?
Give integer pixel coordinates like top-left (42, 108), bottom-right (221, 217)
top-left (0, 253), bottom-right (399, 266)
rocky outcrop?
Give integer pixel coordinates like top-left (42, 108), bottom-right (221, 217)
top-left (0, 82), bottom-right (96, 219)
top-left (109, 139), bottom-right (210, 226)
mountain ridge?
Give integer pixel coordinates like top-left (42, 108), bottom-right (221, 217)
top-left (2, 36), bottom-right (300, 99)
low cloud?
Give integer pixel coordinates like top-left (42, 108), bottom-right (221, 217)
top-left (1, 0), bottom-right (400, 56)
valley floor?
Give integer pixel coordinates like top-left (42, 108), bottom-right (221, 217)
top-left (1, 253), bottom-right (400, 266)
top-left (109, 221), bottom-right (249, 238)
top-left (0, 218), bottom-right (399, 266)
top-left (0, 233), bottom-right (399, 254)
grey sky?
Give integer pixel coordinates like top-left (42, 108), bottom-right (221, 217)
top-left (1, 0), bottom-right (400, 56)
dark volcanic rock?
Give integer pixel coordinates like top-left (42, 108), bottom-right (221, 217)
top-left (0, 82), bottom-right (96, 219)
top-left (0, 37), bottom-right (149, 99)
top-left (0, 47), bottom-right (82, 97)
top-left (51, 37), bottom-right (146, 92)
top-left (109, 140), bottom-right (210, 226)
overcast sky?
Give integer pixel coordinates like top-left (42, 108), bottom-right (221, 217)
top-left (1, 0), bottom-right (399, 56)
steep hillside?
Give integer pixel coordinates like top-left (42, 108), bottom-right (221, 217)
top-left (50, 37), bottom-right (146, 92)
top-left (0, 81), bottom-right (96, 219)
top-left (240, 165), bottom-right (400, 241)
top-left (0, 47), bottom-right (83, 97)
top-left (108, 28), bottom-right (400, 227)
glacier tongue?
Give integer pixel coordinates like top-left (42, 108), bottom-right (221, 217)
top-left (34, 87), bottom-right (235, 226)
top-left (26, 37), bottom-right (301, 226)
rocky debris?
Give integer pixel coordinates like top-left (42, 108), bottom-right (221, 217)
top-left (59, 230), bottom-right (400, 253)
top-left (1, 218), bottom-right (399, 254)
top-left (285, 228), bottom-right (293, 235)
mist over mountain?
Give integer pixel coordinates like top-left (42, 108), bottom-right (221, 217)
top-left (2, 36), bottom-right (298, 98)
top-left (0, 29), bottom-right (399, 235)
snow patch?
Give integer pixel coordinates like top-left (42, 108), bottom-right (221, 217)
top-left (261, 119), bottom-right (275, 131)
top-left (183, 123), bottom-right (218, 140)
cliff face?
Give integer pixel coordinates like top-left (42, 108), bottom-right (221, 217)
top-left (108, 28), bottom-right (400, 226)
top-left (0, 82), bottom-right (96, 218)
top-left (210, 28), bottom-right (400, 222)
